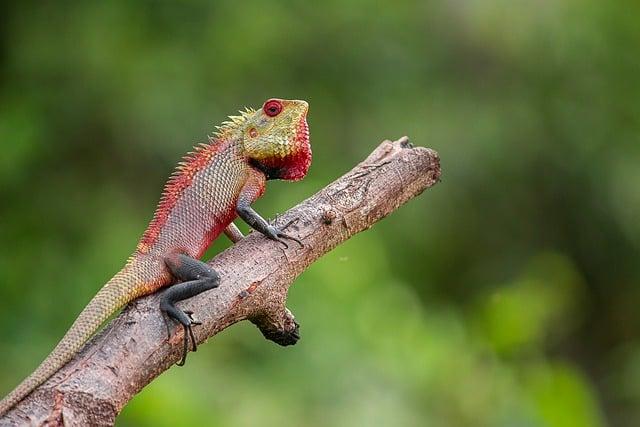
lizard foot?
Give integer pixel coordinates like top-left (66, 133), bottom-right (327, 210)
top-left (162, 307), bottom-right (202, 367)
top-left (161, 253), bottom-right (220, 366)
top-left (177, 315), bottom-right (200, 367)
top-left (265, 224), bottom-right (304, 249)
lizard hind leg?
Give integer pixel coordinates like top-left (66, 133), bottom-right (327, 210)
top-left (161, 253), bottom-right (220, 366)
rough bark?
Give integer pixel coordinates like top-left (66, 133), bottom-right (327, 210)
top-left (1, 137), bottom-right (441, 426)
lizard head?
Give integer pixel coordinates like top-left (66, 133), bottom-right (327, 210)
top-left (240, 98), bottom-right (311, 181)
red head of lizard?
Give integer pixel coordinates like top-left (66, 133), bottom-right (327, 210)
top-left (218, 98), bottom-right (311, 181)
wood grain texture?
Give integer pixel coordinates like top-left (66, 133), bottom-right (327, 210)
top-left (1, 136), bottom-right (441, 426)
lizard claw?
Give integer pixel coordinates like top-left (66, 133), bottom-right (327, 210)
top-left (176, 320), bottom-right (199, 366)
top-left (276, 232), bottom-right (304, 249)
top-left (280, 217), bottom-right (300, 231)
top-left (266, 225), bottom-right (304, 249)
top-left (267, 218), bottom-right (304, 249)
top-left (166, 310), bottom-right (202, 367)
top-left (185, 310), bottom-right (202, 325)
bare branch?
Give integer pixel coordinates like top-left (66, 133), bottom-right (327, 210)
top-left (2, 137), bottom-right (441, 426)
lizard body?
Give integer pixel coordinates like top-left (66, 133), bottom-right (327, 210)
top-left (0, 98), bottom-right (310, 416)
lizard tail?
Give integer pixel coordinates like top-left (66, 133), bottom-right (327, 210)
top-left (0, 268), bottom-right (141, 416)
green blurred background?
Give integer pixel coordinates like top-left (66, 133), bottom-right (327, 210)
top-left (1, 1), bottom-right (639, 426)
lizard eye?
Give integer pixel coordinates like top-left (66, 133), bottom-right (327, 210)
top-left (263, 99), bottom-right (283, 117)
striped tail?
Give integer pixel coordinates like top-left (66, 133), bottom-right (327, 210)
top-left (0, 269), bottom-right (138, 416)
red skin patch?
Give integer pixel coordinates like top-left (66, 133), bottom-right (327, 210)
top-left (282, 115), bottom-right (311, 180)
top-left (256, 115), bottom-right (311, 181)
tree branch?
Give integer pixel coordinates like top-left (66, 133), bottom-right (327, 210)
top-left (2, 137), bottom-right (441, 426)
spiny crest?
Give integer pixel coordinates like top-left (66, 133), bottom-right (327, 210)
top-left (138, 105), bottom-right (255, 252)
top-left (173, 142), bottom-right (213, 174)
top-left (212, 107), bottom-right (256, 140)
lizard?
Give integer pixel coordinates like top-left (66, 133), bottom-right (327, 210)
top-left (0, 97), bottom-right (311, 416)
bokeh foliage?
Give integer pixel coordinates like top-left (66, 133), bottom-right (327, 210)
top-left (0, 1), bottom-right (639, 426)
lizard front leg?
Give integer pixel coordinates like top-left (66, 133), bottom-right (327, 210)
top-left (223, 222), bottom-right (244, 243)
top-left (236, 168), bottom-right (303, 249)
top-left (161, 253), bottom-right (220, 366)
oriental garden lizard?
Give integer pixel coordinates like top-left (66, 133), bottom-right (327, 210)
top-left (0, 98), bottom-right (311, 416)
